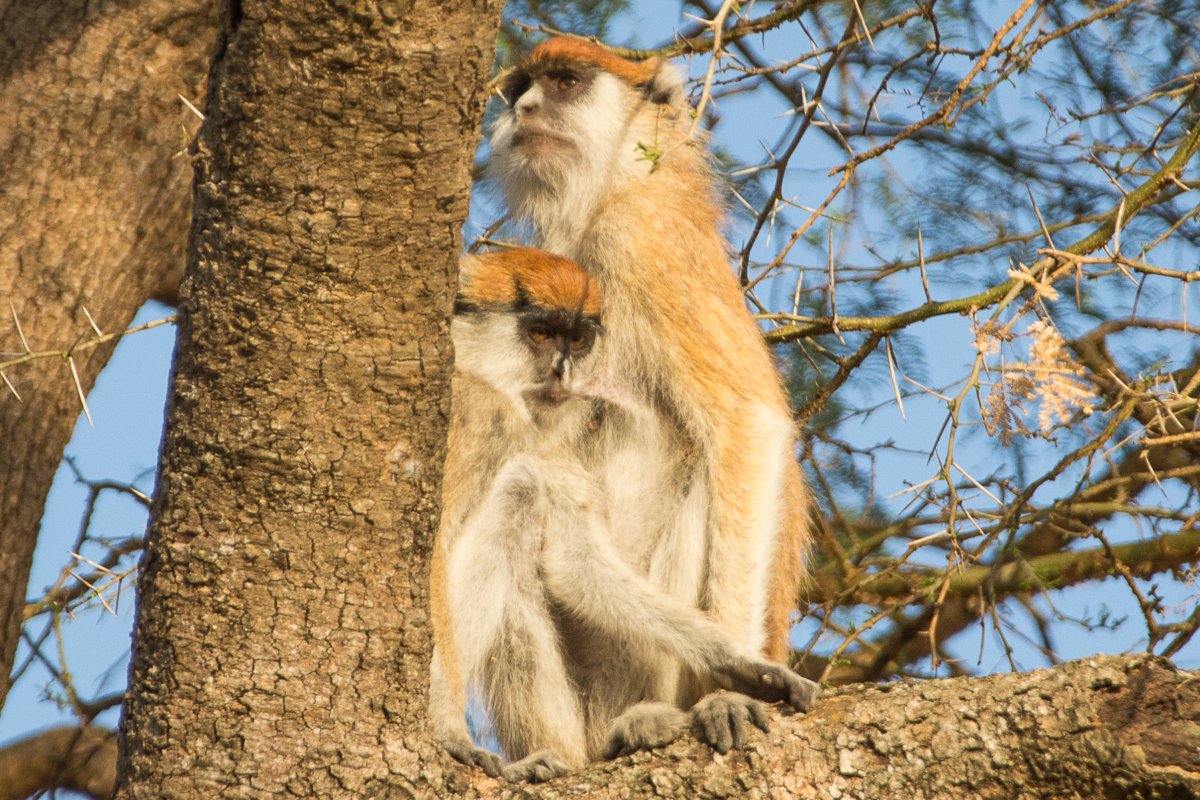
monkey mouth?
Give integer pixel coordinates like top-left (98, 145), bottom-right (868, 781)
top-left (527, 386), bottom-right (571, 406)
top-left (512, 127), bottom-right (573, 150)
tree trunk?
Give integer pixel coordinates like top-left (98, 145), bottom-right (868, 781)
top-left (0, 0), bottom-right (218, 710)
top-left (114, 2), bottom-right (502, 796)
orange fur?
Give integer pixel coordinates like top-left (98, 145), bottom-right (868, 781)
top-left (767, 461), bottom-right (808, 661)
top-left (429, 386), bottom-right (476, 726)
top-left (577, 135), bottom-right (810, 660)
top-left (526, 37), bottom-right (659, 89)
top-left (461, 248), bottom-right (601, 317)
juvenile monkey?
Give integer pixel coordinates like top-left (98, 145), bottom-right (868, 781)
top-left (489, 38), bottom-right (815, 753)
top-left (429, 248), bottom-right (814, 782)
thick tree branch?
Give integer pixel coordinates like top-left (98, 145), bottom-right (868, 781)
top-left (12, 658), bottom-right (1193, 798)
top-left (439, 655), bottom-right (1198, 797)
top-left (0, 0), bottom-right (217, 713)
top-left (0, 725), bottom-right (115, 800)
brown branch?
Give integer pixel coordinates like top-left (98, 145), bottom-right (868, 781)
top-left (737, 11), bottom-right (861, 281)
top-left (0, 316), bottom-right (175, 373)
top-left (794, 331), bottom-right (884, 424)
top-left (830, 0), bottom-right (1037, 176)
top-left (509, 0), bottom-right (819, 62)
top-left (814, 526), bottom-right (1200, 604)
top-left (23, 535), bottom-right (144, 622)
top-left (0, 726), bottom-right (115, 800)
top-left (461, 656), bottom-right (1199, 797)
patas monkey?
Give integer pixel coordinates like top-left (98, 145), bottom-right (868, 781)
top-left (489, 38), bottom-right (815, 752)
top-left (429, 248), bottom-right (814, 782)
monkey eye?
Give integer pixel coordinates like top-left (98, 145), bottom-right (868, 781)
top-left (556, 72), bottom-right (579, 91)
top-left (526, 325), bottom-right (553, 344)
top-left (568, 330), bottom-right (592, 352)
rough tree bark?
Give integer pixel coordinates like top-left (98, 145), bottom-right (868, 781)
top-left (114, 1), bottom-right (502, 796)
top-left (0, 0), bottom-right (219, 710)
top-left (521, 655), bottom-right (1198, 800)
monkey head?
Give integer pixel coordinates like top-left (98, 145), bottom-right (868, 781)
top-left (489, 38), bottom-right (686, 208)
top-left (453, 248), bottom-right (605, 414)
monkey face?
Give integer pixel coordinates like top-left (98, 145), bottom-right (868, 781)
top-left (517, 310), bottom-right (602, 405)
top-left (451, 309), bottom-right (604, 418)
top-left (498, 63), bottom-right (595, 154)
top-left (502, 67), bottom-right (593, 160)
top-left (488, 44), bottom-right (687, 231)
top-left (491, 65), bottom-right (635, 185)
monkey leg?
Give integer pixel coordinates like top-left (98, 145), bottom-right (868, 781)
top-left (482, 598), bottom-right (588, 777)
top-left (538, 462), bottom-right (818, 759)
top-left (453, 456), bottom-right (587, 778)
top-left (429, 646), bottom-right (505, 778)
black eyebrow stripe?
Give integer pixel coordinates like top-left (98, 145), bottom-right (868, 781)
top-left (452, 298), bottom-right (480, 315)
top-left (512, 279), bottom-right (533, 310)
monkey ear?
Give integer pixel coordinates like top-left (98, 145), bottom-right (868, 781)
top-left (644, 61), bottom-right (686, 108)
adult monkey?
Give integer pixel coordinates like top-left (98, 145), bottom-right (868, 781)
top-left (489, 37), bottom-right (816, 757)
top-left (430, 249), bottom-right (815, 782)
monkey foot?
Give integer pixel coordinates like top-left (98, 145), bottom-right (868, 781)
top-left (501, 749), bottom-right (571, 783)
top-left (691, 691), bottom-right (771, 754)
top-left (443, 740), bottom-right (504, 779)
top-left (603, 701), bottom-right (690, 759)
top-left (716, 657), bottom-right (821, 713)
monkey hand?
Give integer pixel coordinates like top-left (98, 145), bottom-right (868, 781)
top-left (713, 657), bottom-right (820, 713)
top-left (441, 737), bottom-right (505, 779)
top-left (500, 749), bottom-right (571, 783)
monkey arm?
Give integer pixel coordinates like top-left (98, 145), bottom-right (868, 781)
top-left (581, 186), bottom-right (811, 663)
top-left (706, 406), bottom-right (806, 661)
top-left (539, 469), bottom-right (817, 713)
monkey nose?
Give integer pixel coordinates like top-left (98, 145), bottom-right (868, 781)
top-left (552, 352), bottom-right (570, 381)
top-left (517, 94), bottom-right (541, 116)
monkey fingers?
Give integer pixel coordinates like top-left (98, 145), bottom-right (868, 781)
top-left (442, 739), bottom-right (504, 779)
top-left (691, 691), bottom-right (770, 754)
top-left (716, 658), bottom-right (820, 713)
top-left (500, 749), bottom-right (571, 783)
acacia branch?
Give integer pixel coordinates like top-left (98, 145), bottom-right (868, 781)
top-left (0, 316), bottom-right (176, 372)
top-left (23, 535), bottom-right (144, 621)
top-left (765, 109), bottom-right (1200, 344)
top-left (810, 526), bottom-right (1200, 606)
